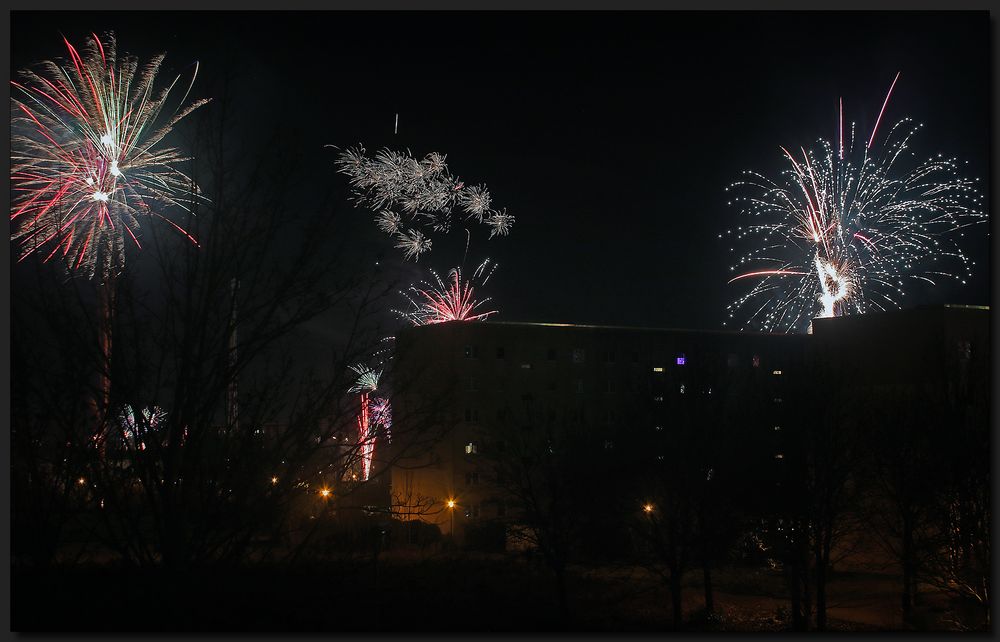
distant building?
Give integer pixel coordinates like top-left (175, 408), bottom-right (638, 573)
top-left (388, 320), bottom-right (810, 540)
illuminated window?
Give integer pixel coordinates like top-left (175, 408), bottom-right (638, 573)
top-left (520, 363), bottom-right (532, 369)
top-left (653, 367), bottom-right (664, 373)
top-left (772, 370), bottom-right (782, 376)
top-left (774, 454), bottom-right (784, 460)
top-left (465, 442), bottom-right (478, 455)
top-left (572, 348), bottom-right (585, 363)
top-left (676, 354), bottom-right (686, 366)
top-left (654, 395), bottom-right (664, 402)
top-left (679, 384), bottom-right (686, 394)
top-left (654, 425), bottom-right (664, 431)
top-left (774, 426), bottom-right (781, 431)
top-left (774, 397), bottom-right (783, 404)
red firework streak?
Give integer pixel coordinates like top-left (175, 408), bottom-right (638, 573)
top-left (356, 393), bottom-right (376, 481)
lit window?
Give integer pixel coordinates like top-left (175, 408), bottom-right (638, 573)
top-left (772, 370), bottom-right (782, 375)
top-left (652, 366), bottom-right (664, 373)
top-left (654, 395), bottom-right (664, 402)
top-left (465, 442), bottom-right (478, 455)
top-left (679, 384), bottom-right (686, 394)
top-left (774, 426), bottom-right (781, 431)
top-left (520, 363), bottom-right (532, 369)
top-left (774, 453), bottom-right (784, 460)
top-left (654, 425), bottom-right (663, 431)
top-left (676, 354), bottom-right (686, 366)
top-left (774, 397), bottom-right (783, 403)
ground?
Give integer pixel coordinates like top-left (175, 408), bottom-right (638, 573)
top-left (13, 552), bottom-right (981, 631)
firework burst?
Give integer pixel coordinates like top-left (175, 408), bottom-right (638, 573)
top-left (349, 363), bottom-right (382, 394)
top-left (10, 32), bottom-right (209, 279)
top-left (725, 74), bottom-right (985, 332)
top-left (333, 146), bottom-right (513, 260)
top-left (396, 259), bottom-right (499, 326)
top-left (118, 404), bottom-right (167, 451)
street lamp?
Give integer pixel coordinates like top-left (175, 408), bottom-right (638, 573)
top-left (446, 498), bottom-right (456, 536)
top-left (643, 503), bottom-right (655, 514)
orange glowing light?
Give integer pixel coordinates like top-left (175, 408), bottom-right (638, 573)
top-left (643, 503), bottom-right (654, 514)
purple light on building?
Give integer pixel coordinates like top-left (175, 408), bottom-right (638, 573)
top-left (676, 354), bottom-right (686, 365)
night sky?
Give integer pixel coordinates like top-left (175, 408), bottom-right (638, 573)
top-left (11, 11), bottom-right (991, 337)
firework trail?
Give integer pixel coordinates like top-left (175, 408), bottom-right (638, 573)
top-left (333, 146), bottom-right (513, 260)
top-left (725, 73), bottom-right (985, 332)
top-left (349, 363), bottom-right (392, 481)
top-left (10, 32), bottom-right (209, 279)
top-left (396, 259), bottom-right (498, 326)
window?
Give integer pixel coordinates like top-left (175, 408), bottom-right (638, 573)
top-left (547, 348), bottom-right (558, 361)
top-left (679, 384), bottom-right (686, 394)
top-left (676, 353), bottom-right (686, 366)
top-left (774, 397), bottom-right (783, 404)
top-left (465, 442), bottom-right (478, 455)
top-left (465, 472), bottom-right (481, 485)
top-left (464, 408), bottom-right (479, 423)
top-left (652, 366), bottom-right (664, 373)
top-left (464, 345), bottom-right (478, 359)
top-left (774, 453), bottom-right (784, 460)
top-left (654, 425), bottom-right (664, 431)
top-left (575, 379), bottom-right (584, 394)
top-left (606, 379), bottom-right (616, 393)
top-left (603, 350), bottom-right (616, 363)
top-left (958, 340), bottom-right (972, 361)
top-left (773, 426), bottom-right (781, 431)
top-left (572, 348), bottom-right (586, 363)
top-left (520, 363), bottom-right (532, 370)
top-left (496, 346), bottom-right (505, 359)
top-left (772, 370), bottom-right (782, 376)
top-left (654, 395), bottom-right (664, 402)
top-left (604, 439), bottom-right (614, 449)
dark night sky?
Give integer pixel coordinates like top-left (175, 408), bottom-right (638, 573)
top-left (11, 11), bottom-right (991, 336)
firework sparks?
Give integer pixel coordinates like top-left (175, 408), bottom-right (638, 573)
top-left (349, 363), bottom-right (382, 394)
top-left (10, 32), bottom-right (209, 279)
top-left (725, 74), bottom-right (985, 332)
top-left (333, 145), bottom-right (512, 260)
top-left (396, 259), bottom-right (498, 326)
top-left (119, 404), bottom-right (167, 451)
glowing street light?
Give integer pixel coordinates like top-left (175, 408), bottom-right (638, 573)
top-left (643, 503), bottom-right (655, 514)
top-left (446, 498), bottom-right (457, 536)
top-left (319, 488), bottom-right (331, 499)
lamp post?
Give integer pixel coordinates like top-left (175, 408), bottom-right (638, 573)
top-left (446, 499), bottom-right (456, 537)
